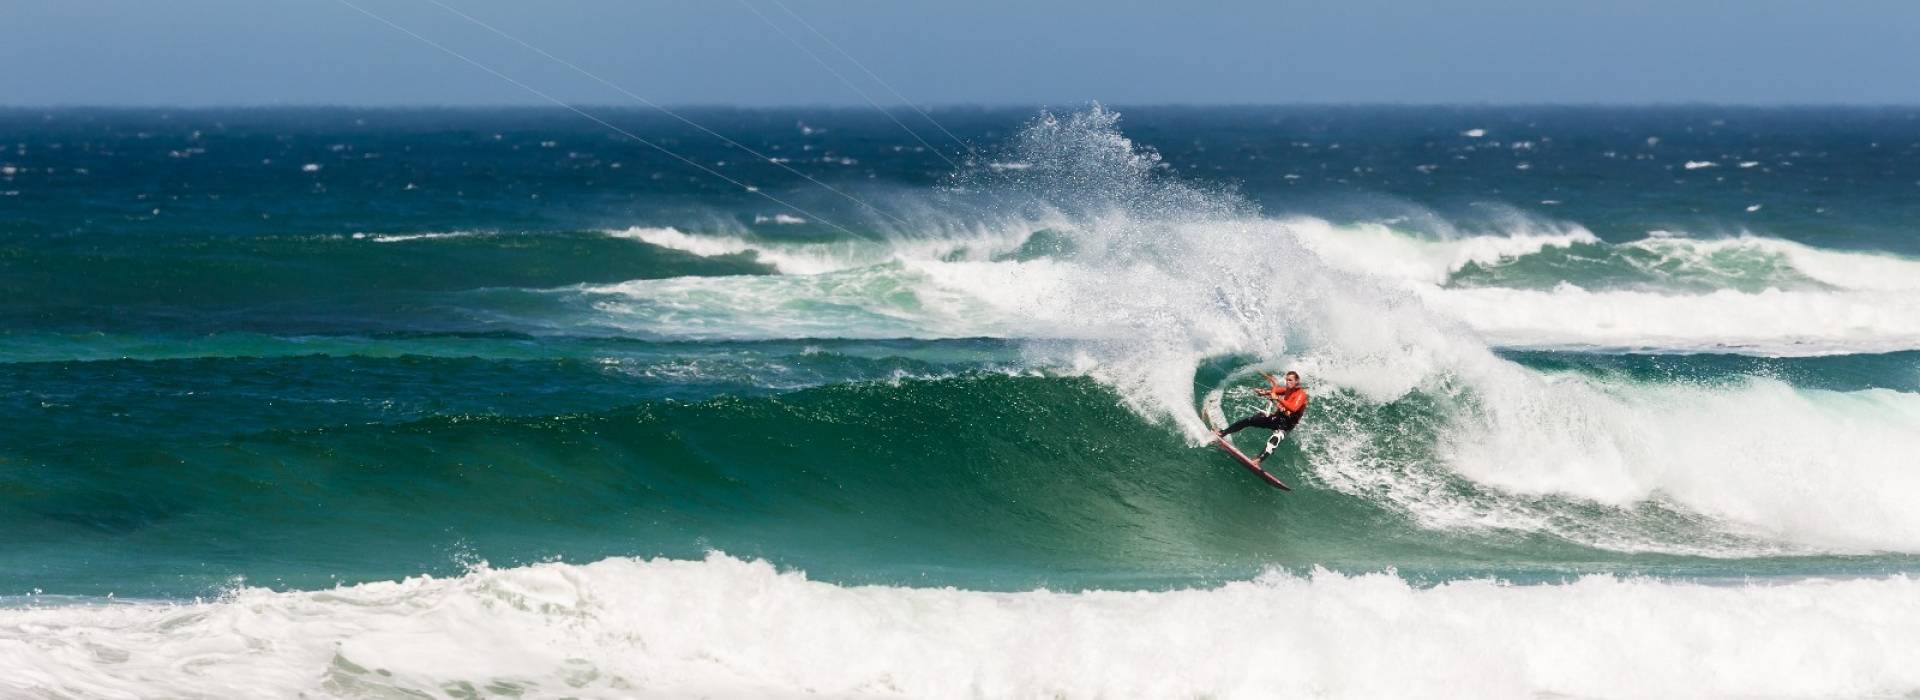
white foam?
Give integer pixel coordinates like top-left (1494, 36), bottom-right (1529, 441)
top-left (1282, 217), bottom-right (1598, 285)
top-left (1619, 233), bottom-right (1919, 290)
top-left (1295, 228), bottom-right (1920, 351)
top-left (566, 264), bottom-right (1018, 341)
top-left (607, 225), bottom-right (1040, 276)
top-left (610, 226), bottom-right (862, 275)
top-left (610, 225), bottom-right (758, 257)
top-left (1426, 372), bottom-right (1920, 552)
top-left (1426, 284), bottom-right (1920, 355)
top-left (360, 231), bottom-right (484, 243)
top-left (7, 554), bottom-right (1920, 699)
top-left (1445, 234), bottom-right (1920, 353)
top-left (1724, 234), bottom-right (1920, 291)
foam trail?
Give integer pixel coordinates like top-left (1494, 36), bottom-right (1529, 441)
top-left (359, 230), bottom-right (488, 243)
top-left (6, 554), bottom-right (1920, 699)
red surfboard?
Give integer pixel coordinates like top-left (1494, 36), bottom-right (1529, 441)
top-left (1206, 417), bottom-right (1292, 491)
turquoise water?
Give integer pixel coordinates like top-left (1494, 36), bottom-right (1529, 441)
top-left (7, 105), bottom-right (1920, 696)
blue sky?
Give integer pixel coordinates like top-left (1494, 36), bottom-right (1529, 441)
top-left (5, 0), bottom-right (1918, 106)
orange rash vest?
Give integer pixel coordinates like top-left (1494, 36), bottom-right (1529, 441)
top-left (1264, 376), bottom-right (1309, 415)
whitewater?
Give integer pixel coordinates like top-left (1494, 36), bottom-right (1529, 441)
top-left (612, 219), bottom-right (1920, 354)
top-left (9, 554), bottom-right (1920, 699)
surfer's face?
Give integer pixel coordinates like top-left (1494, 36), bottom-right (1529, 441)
top-left (1284, 373), bottom-right (1299, 388)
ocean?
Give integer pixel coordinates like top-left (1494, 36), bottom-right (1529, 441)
top-left (5, 104), bottom-right (1920, 697)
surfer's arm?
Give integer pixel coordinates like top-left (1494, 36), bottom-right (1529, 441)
top-left (1257, 373), bottom-right (1286, 413)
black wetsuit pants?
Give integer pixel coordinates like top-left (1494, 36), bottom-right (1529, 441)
top-left (1222, 412), bottom-right (1297, 435)
top-left (1221, 412), bottom-right (1296, 461)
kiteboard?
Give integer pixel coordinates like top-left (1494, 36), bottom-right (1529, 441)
top-left (1204, 414), bottom-right (1292, 491)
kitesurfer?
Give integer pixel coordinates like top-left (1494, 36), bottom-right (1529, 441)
top-left (1216, 370), bottom-right (1309, 464)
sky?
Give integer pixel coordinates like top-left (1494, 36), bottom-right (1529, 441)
top-left (4, 0), bottom-right (1919, 106)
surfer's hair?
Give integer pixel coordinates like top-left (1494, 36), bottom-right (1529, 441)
top-left (1285, 371), bottom-right (1300, 380)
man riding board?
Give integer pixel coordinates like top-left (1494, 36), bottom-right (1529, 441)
top-left (1216, 370), bottom-right (1309, 465)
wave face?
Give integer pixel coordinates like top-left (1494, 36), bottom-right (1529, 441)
top-left (9, 106), bottom-right (1920, 696)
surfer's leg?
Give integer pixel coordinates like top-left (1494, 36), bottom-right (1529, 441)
top-left (1226, 412), bottom-right (1286, 435)
top-left (1224, 412), bottom-right (1287, 438)
top-left (1256, 430), bottom-right (1286, 462)
top-left (1220, 415), bottom-right (1259, 435)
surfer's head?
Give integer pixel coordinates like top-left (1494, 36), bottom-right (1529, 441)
top-left (1284, 371), bottom-right (1301, 388)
